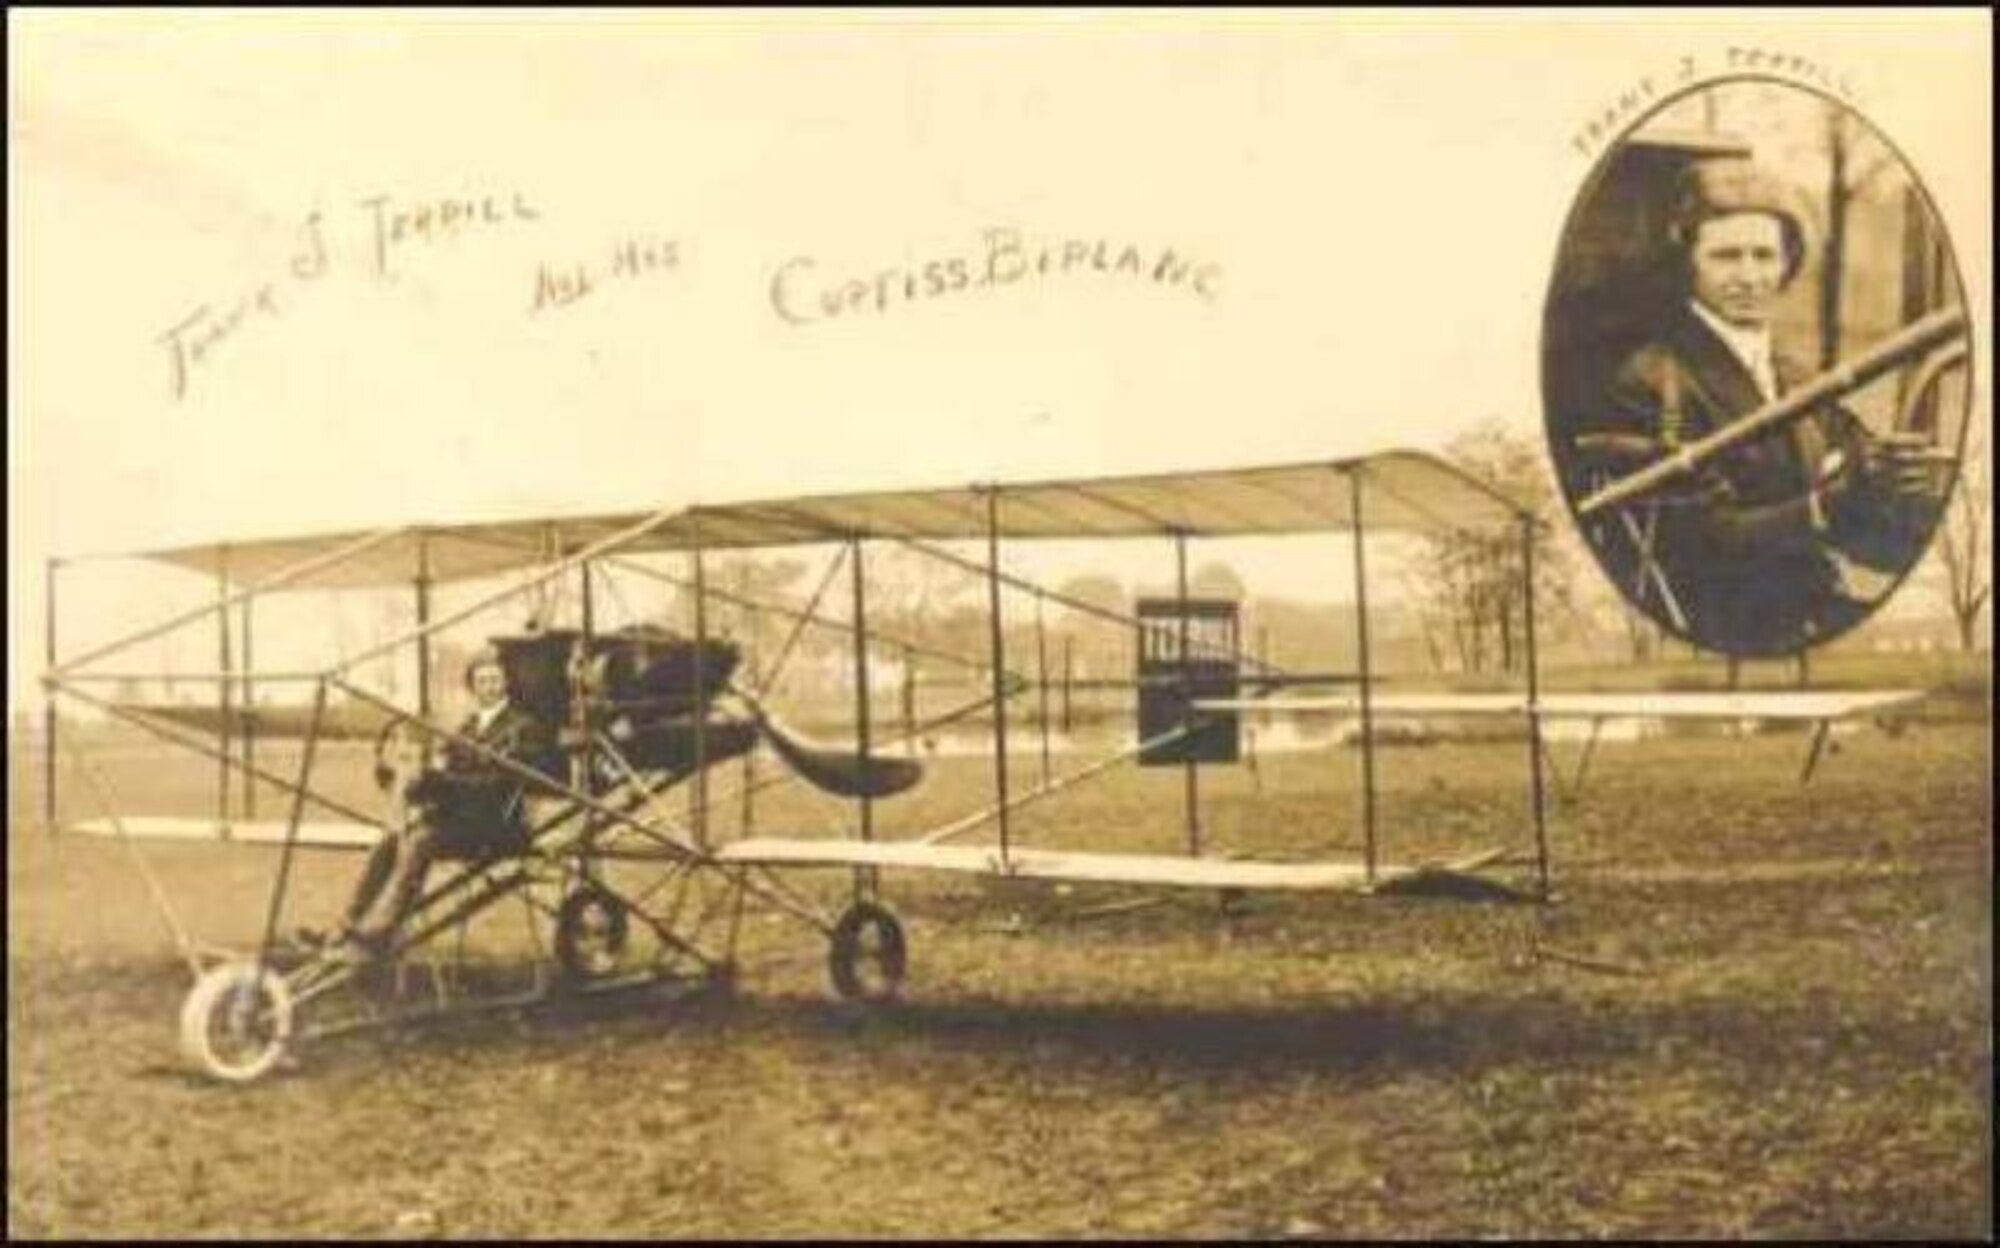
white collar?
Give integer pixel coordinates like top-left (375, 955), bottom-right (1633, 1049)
top-left (473, 701), bottom-right (507, 734)
top-left (1688, 299), bottom-right (1776, 394)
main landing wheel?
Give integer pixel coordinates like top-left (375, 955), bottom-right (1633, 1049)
top-left (555, 884), bottom-right (631, 982)
top-left (828, 901), bottom-right (906, 1003)
top-left (179, 961), bottom-right (295, 1084)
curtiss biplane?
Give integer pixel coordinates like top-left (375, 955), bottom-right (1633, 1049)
top-left (39, 450), bottom-right (1925, 1083)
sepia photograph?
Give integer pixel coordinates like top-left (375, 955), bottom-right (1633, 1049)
top-left (1543, 76), bottom-right (1972, 656)
top-left (8, 10), bottom-right (1992, 1240)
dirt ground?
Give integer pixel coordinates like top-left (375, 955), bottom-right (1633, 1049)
top-left (7, 721), bottom-right (1992, 1238)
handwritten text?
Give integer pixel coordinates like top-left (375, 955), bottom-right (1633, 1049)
top-left (530, 235), bottom-right (680, 313)
top-left (158, 211), bottom-right (329, 401)
top-left (1571, 52), bottom-right (1861, 161)
top-left (771, 228), bottom-right (1221, 326)
top-left (360, 191), bottom-right (541, 279)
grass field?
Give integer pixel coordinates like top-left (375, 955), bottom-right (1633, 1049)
top-left (7, 712), bottom-right (1992, 1238)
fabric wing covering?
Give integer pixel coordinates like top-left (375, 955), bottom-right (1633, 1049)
top-left (125, 450), bottom-right (1527, 591)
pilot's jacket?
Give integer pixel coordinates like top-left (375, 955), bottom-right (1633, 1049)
top-left (1581, 306), bottom-right (1931, 654)
top-left (412, 703), bottom-right (558, 856)
top-left (438, 703), bottom-right (556, 778)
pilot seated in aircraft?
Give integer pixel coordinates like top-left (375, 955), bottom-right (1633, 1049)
top-left (322, 648), bottom-right (558, 960)
top-left (1570, 156), bottom-right (1944, 655)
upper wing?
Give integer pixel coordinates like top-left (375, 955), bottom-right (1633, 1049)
top-left (123, 450), bottom-right (1530, 591)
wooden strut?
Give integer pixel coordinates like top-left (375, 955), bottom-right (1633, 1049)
top-left (216, 549), bottom-right (232, 832)
top-left (254, 679), bottom-right (329, 988)
top-left (743, 625), bottom-right (761, 837)
top-left (578, 549), bottom-right (598, 877)
top-left (1035, 596), bottom-right (1052, 788)
top-left (901, 643), bottom-right (917, 750)
top-left (985, 488), bottom-right (1012, 863)
top-left (1522, 514), bottom-right (1551, 901)
top-left (691, 524), bottom-right (709, 854)
top-left (43, 557), bottom-right (59, 837)
top-left (415, 533), bottom-right (433, 720)
top-left (850, 536), bottom-right (878, 900)
top-left (240, 593), bottom-right (256, 818)
top-left (1799, 719), bottom-right (1834, 785)
top-left (1175, 532), bottom-right (1201, 857)
top-left (1349, 470), bottom-right (1378, 885)
top-left (1061, 634), bottom-right (1074, 734)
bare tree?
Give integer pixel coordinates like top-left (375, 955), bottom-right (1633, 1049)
top-left (707, 552), bottom-right (809, 678)
top-left (1054, 572), bottom-right (1126, 620)
top-left (1053, 573), bottom-right (1128, 679)
top-left (1935, 430), bottom-right (1991, 652)
top-left (1416, 421), bottom-right (1576, 674)
top-left (1190, 560), bottom-right (1246, 601)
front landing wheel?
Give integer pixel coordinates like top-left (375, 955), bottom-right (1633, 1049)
top-left (179, 961), bottom-right (295, 1084)
top-left (828, 902), bottom-right (906, 1003)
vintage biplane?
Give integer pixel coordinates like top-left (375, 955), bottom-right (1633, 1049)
top-left (39, 449), bottom-right (1926, 1083)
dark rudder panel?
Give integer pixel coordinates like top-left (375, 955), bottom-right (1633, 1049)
top-left (1135, 597), bottom-right (1240, 765)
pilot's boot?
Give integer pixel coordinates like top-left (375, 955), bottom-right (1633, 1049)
top-left (342, 837), bottom-right (401, 931)
top-left (296, 836), bottom-right (400, 954)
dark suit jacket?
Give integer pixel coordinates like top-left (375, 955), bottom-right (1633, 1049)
top-left (414, 703), bottom-right (558, 855)
top-left (1577, 306), bottom-right (1926, 654)
top-left (440, 704), bottom-right (557, 779)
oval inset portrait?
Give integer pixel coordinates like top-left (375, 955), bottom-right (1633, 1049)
top-left (1542, 78), bottom-right (1972, 657)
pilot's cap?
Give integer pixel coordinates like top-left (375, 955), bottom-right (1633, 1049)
top-left (1667, 156), bottom-right (1811, 285)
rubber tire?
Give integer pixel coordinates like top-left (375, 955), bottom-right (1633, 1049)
top-left (828, 902), bottom-right (907, 1003)
top-left (555, 885), bottom-right (631, 982)
top-left (179, 961), bottom-right (295, 1084)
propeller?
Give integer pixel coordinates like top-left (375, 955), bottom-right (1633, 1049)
top-left (727, 684), bottom-right (923, 800)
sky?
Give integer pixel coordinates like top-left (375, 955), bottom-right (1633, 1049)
top-left (9, 10), bottom-right (1992, 708)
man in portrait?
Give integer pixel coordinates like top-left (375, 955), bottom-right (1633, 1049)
top-left (1570, 155), bottom-right (1943, 655)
